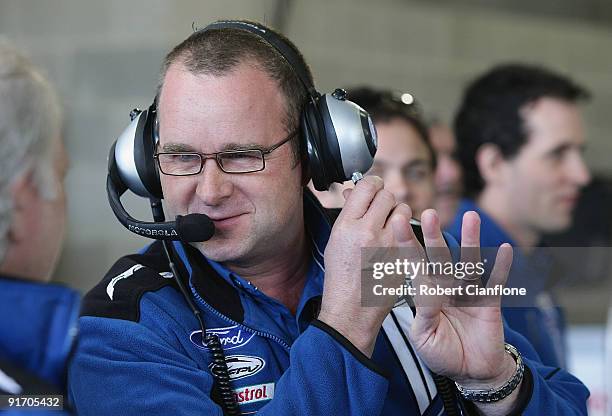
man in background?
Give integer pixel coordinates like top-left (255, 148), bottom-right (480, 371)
top-left (429, 120), bottom-right (463, 228)
top-left (348, 87), bottom-right (436, 220)
top-left (449, 63), bottom-right (591, 367)
top-left (0, 38), bottom-right (79, 402)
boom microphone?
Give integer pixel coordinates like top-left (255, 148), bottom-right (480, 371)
top-left (106, 149), bottom-right (215, 242)
top-left (175, 214), bottom-right (215, 242)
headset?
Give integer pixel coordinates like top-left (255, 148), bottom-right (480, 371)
top-left (105, 20), bottom-right (378, 415)
top-left (107, 20), bottom-right (378, 243)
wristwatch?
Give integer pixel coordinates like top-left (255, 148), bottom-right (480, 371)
top-left (455, 343), bottom-right (524, 403)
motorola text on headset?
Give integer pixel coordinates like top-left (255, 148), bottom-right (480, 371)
top-left (106, 20), bottom-right (378, 415)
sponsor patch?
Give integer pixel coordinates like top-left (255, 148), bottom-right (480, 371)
top-left (210, 355), bottom-right (265, 381)
top-left (233, 382), bottom-right (274, 405)
top-left (190, 325), bottom-right (255, 350)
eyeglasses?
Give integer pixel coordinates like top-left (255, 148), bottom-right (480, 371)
top-left (154, 130), bottom-right (298, 176)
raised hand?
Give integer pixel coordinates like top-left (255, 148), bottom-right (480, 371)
top-left (407, 209), bottom-right (515, 385)
top-left (318, 176), bottom-right (420, 357)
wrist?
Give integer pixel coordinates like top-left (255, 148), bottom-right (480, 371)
top-left (456, 352), bottom-right (517, 390)
top-left (317, 310), bottom-right (378, 357)
top-left (455, 343), bottom-right (524, 404)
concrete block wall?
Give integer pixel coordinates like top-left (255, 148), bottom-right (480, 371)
top-left (286, 0), bottom-right (612, 169)
top-left (0, 0), bottom-right (611, 292)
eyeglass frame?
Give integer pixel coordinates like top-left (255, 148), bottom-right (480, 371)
top-left (154, 130), bottom-right (299, 176)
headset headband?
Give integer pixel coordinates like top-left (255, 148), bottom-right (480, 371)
top-left (201, 20), bottom-right (319, 99)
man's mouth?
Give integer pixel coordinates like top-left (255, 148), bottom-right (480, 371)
top-left (208, 214), bottom-right (243, 221)
top-left (436, 187), bottom-right (461, 198)
top-left (208, 213), bottom-right (247, 228)
top-left (558, 191), bottom-right (580, 209)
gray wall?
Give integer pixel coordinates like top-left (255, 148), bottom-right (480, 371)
top-left (1, 0), bottom-right (611, 293)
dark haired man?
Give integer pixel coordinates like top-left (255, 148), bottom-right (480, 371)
top-left (449, 63), bottom-right (591, 368)
top-left (69, 24), bottom-right (588, 415)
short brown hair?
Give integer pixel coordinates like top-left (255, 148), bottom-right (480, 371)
top-left (158, 21), bottom-right (313, 163)
top-left (455, 63), bottom-right (589, 197)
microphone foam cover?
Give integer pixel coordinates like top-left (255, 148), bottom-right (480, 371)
top-left (175, 214), bottom-right (215, 242)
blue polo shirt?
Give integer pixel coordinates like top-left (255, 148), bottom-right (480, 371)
top-left (68, 194), bottom-right (588, 414)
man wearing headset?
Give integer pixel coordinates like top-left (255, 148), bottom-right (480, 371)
top-left (69, 21), bottom-right (588, 415)
top-left (448, 64), bottom-right (591, 369)
top-left (0, 38), bottom-right (79, 410)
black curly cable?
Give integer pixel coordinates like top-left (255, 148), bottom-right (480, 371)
top-left (160, 238), bottom-right (240, 416)
top-left (205, 333), bottom-right (241, 415)
top-left (432, 373), bottom-right (461, 416)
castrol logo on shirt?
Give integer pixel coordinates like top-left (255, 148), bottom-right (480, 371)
top-left (233, 382), bottom-right (275, 405)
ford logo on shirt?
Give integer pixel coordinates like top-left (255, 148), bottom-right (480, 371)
top-left (210, 355), bottom-right (266, 381)
top-left (190, 325), bottom-right (255, 351)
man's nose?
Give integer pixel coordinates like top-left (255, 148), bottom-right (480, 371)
top-left (195, 158), bottom-right (233, 205)
top-left (436, 156), bottom-right (462, 186)
top-left (385, 171), bottom-right (411, 204)
top-left (568, 152), bottom-right (591, 187)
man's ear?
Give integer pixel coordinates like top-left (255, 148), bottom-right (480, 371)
top-left (7, 170), bottom-right (36, 244)
top-left (475, 143), bottom-right (507, 188)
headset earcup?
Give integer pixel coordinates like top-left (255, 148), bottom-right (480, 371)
top-left (301, 100), bottom-right (328, 191)
top-left (114, 106), bottom-right (163, 199)
top-left (318, 94), bottom-right (377, 184)
top-left (133, 108), bottom-right (163, 199)
top-left (303, 94), bottom-right (373, 191)
top-left (316, 96), bottom-right (349, 184)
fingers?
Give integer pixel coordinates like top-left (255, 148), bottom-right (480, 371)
top-left (420, 209), bottom-right (445, 247)
top-left (460, 211), bottom-right (481, 247)
top-left (420, 209), bottom-right (452, 264)
top-left (486, 243), bottom-right (514, 292)
top-left (341, 176), bottom-right (384, 219)
top-left (363, 189), bottom-right (397, 230)
top-left (388, 203), bottom-right (421, 248)
top-left (341, 176), bottom-right (399, 230)
top-left (460, 211), bottom-right (482, 269)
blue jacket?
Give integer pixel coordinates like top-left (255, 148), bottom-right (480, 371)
top-left (0, 276), bottom-right (80, 414)
top-left (69, 194), bottom-right (588, 415)
top-left (447, 199), bottom-right (567, 368)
